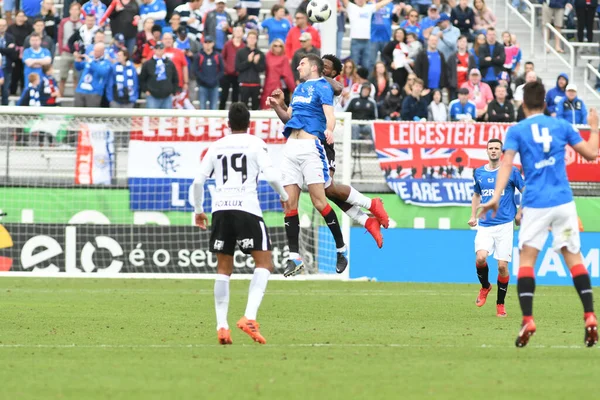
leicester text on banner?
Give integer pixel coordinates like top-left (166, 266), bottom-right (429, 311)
top-left (372, 122), bottom-right (600, 206)
top-left (127, 117), bottom-right (286, 212)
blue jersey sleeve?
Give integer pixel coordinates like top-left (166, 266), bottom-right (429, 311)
top-left (503, 126), bottom-right (520, 153)
top-left (473, 170), bottom-right (481, 194)
top-left (565, 120), bottom-right (584, 147)
top-left (512, 167), bottom-right (525, 192)
top-left (319, 82), bottom-right (333, 106)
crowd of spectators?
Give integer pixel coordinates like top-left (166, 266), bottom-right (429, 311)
top-left (0, 0), bottom-right (593, 128)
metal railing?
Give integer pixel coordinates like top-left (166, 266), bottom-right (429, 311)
top-left (504, 0), bottom-right (541, 56)
top-left (583, 62), bottom-right (600, 101)
top-left (544, 22), bottom-right (576, 79)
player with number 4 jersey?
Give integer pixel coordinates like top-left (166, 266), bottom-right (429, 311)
top-left (479, 81), bottom-right (600, 348)
top-left (469, 139), bottom-right (525, 318)
top-left (191, 102), bottom-right (290, 346)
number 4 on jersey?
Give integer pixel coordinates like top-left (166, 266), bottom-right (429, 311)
top-left (532, 124), bottom-right (552, 153)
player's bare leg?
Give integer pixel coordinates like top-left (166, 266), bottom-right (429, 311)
top-left (325, 177), bottom-right (384, 248)
top-left (561, 248), bottom-right (598, 347)
top-left (308, 182), bottom-right (348, 274)
top-left (496, 261), bottom-right (510, 317)
top-left (475, 250), bottom-right (493, 307)
top-left (515, 245), bottom-right (538, 347)
top-left (283, 184), bottom-right (304, 277)
top-left (237, 251), bottom-right (273, 345)
top-left (215, 254), bottom-right (234, 345)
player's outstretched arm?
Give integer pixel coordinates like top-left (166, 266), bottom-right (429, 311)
top-left (266, 89), bottom-right (292, 124)
top-left (572, 107), bottom-right (599, 161)
top-left (477, 152), bottom-right (515, 219)
top-left (324, 76), bottom-right (343, 96)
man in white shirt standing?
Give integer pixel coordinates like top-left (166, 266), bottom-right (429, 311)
top-left (341, 0), bottom-right (393, 71)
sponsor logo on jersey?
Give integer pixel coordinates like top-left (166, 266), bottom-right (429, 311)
top-left (214, 200), bottom-right (243, 208)
top-left (481, 189), bottom-right (506, 197)
top-left (535, 156), bottom-right (556, 170)
top-left (292, 96), bottom-right (313, 104)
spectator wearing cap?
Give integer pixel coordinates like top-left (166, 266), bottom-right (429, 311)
top-left (400, 8), bottom-right (424, 42)
top-left (262, 4), bottom-right (292, 44)
top-left (479, 27), bottom-right (504, 93)
top-left (106, 48), bottom-right (139, 108)
top-left (57, 3), bottom-right (82, 95)
top-left (556, 84), bottom-right (588, 125)
top-left (347, 83), bottom-right (377, 144)
top-left (401, 77), bottom-right (428, 121)
top-left (140, 41), bottom-right (179, 109)
top-left (220, 26), bottom-right (245, 109)
top-left (233, 3), bottom-right (261, 32)
top-left (175, 25), bottom-right (200, 63)
top-left (163, 32), bottom-right (189, 94)
top-left (447, 35), bottom-right (475, 101)
top-left (428, 89), bottom-right (448, 121)
top-left (546, 73), bottom-right (569, 116)
top-left (460, 68), bottom-right (493, 119)
top-left (291, 32), bottom-right (320, 83)
top-left (449, 87), bottom-right (476, 121)
top-left (74, 42), bottom-right (112, 107)
top-left (431, 13), bottom-right (460, 60)
top-left (414, 35), bottom-right (448, 102)
top-left (421, 5), bottom-right (440, 39)
top-left (260, 39), bottom-right (295, 110)
top-left (203, 0), bottom-right (233, 52)
top-left (369, 0), bottom-right (397, 70)
top-left (0, 18), bottom-right (17, 106)
top-left (174, 0), bottom-right (204, 42)
top-left (487, 84), bottom-right (514, 122)
top-left (140, 0), bottom-right (167, 28)
top-left (23, 33), bottom-right (52, 87)
top-left (235, 30), bottom-right (264, 110)
top-left (37, 0), bottom-right (59, 42)
top-left (451, 0), bottom-right (475, 41)
top-left (193, 35), bottom-right (224, 109)
top-left (25, 18), bottom-right (55, 59)
top-left (110, 0), bottom-right (140, 56)
top-left (284, 11), bottom-right (321, 60)
top-left (82, 0), bottom-right (108, 27)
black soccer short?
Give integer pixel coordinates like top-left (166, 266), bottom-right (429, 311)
top-left (210, 210), bottom-right (272, 255)
top-left (322, 141), bottom-right (336, 172)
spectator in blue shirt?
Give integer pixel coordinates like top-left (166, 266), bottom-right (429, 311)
top-left (556, 84), bottom-right (588, 125)
top-left (545, 72), bottom-right (568, 115)
top-left (23, 33), bottom-right (52, 86)
top-left (106, 49), bottom-right (139, 108)
top-left (203, 0), bottom-right (233, 52)
top-left (17, 72), bottom-right (41, 106)
top-left (370, 2), bottom-right (396, 70)
top-left (400, 8), bottom-right (424, 41)
top-left (74, 42), bottom-right (113, 107)
top-left (421, 5), bottom-right (440, 39)
top-left (262, 4), bottom-right (292, 45)
top-left (82, 0), bottom-right (108, 27)
top-left (414, 35), bottom-right (447, 102)
top-left (140, 0), bottom-right (168, 28)
top-left (449, 87), bottom-right (477, 120)
top-left (22, 0), bottom-right (42, 20)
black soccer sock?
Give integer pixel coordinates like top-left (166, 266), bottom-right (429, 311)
top-left (497, 275), bottom-right (509, 305)
top-left (284, 210), bottom-right (300, 255)
top-left (476, 262), bottom-right (491, 289)
top-left (321, 204), bottom-right (345, 250)
top-left (517, 267), bottom-right (536, 318)
top-left (571, 264), bottom-right (595, 314)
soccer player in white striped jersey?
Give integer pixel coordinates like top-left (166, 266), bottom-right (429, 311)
top-left (191, 102), bottom-right (290, 345)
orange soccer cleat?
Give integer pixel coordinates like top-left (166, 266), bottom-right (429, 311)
top-left (584, 314), bottom-right (598, 348)
top-left (496, 304), bottom-right (507, 318)
top-left (369, 198), bottom-right (390, 229)
top-left (217, 328), bottom-right (232, 345)
top-left (515, 319), bottom-right (537, 348)
top-left (476, 285), bottom-right (493, 307)
top-left (237, 317), bottom-right (266, 344)
top-left (365, 217), bottom-right (383, 248)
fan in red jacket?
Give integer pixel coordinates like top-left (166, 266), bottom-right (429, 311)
top-left (260, 39), bottom-right (296, 110)
top-left (284, 11), bottom-right (321, 59)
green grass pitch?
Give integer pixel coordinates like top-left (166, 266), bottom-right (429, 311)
top-left (0, 278), bottom-right (598, 400)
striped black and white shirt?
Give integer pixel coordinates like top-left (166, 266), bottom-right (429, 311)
top-left (174, 3), bottom-right (204, 41)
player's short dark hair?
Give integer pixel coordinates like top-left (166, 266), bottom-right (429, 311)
top-left (322, 54), bottom-right (342, 77)
top-left (487, 138), bottom-right (503, 148)
top-left (228, 102), bottom-right (251, 132)
top-left (304, 53), bottom-right (324, 75)
top-left (523, 81), bottom-right (546, 111)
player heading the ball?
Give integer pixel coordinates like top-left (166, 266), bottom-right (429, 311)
top-left (479, 81), bottom-right (599, 348)
top-left (191, 102), bottom-right (290, 345)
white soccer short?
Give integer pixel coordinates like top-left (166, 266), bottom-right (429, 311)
top-left (519, 201), bottom-right (581, 254)
top-left (475, 221), bottom-right (514, 262)
top-left (281, 138), bottom-right (332, 188)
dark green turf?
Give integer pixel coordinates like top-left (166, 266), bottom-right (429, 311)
top-left (0, 279), bottom-right (598, 400)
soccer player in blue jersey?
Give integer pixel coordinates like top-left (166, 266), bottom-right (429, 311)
top-left (469, 138), bottom-right (525, 318)
top-left (479, 81), bottom-right (599, 347)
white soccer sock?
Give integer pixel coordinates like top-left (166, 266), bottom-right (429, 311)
top-left (214, 274), bottom-right (230, 330)
top-left (345, 205), bottom-right (369, 227)
top-left (244, 268), bottom-right (271, 321)
top-left (346, 187), bottom-right (372, 210)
